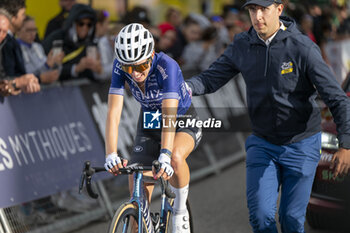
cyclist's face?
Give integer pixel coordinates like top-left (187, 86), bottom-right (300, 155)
top-left (129, 58), bottom-right (152, 83)
top-left (248, 4), bottom-right (283, 40)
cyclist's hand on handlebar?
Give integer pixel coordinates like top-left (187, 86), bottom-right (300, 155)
top-left (104, 152), bottom-right (128, 175)
top-left (154, 153), bottom-right (174, 180)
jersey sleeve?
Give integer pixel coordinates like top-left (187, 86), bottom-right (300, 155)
top-left (109, 59), bottom-right (125, 95)
top-left (158, 56), bottom-right (182, 100)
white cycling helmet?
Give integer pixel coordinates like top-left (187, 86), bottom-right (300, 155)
top-left (114, 23), bottom-right (154, 65)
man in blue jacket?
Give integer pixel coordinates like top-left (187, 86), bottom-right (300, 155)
top-left (186, 0), bottom-right (350, 232)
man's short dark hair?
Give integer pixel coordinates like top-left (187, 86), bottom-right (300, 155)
top-left (0, 8), bottom-right (11, 20)
top-left (0, 0), bottom-right (26, 18)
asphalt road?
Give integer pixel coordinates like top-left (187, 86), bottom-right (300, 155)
top-left (69, 161), bottom-right (343, 233)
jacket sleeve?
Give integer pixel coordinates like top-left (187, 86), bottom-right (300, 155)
top-left (186, 43), bottom-right (240, 96)
top-left (307, 44), bottom-right (350, 148)
top-left (60, 63), bottom-right (74, 80)
top-left (2, 37), bottom-right (17, 77)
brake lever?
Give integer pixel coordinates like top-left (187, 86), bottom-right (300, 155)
top-left (78, 172), bottom-right (86, 194)
top-left (78, 161), bottom-right (90, 194)
top-left (152, 160), bottom-right (176, 199)
top-left (85, 174), bottom-right (99, 199)
top-left (79, 161), bottom-right (99, 199)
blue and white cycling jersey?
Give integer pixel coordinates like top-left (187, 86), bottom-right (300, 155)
top-left (109, 52), bottom-right (191, 115)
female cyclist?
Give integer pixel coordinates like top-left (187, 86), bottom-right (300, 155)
top-left (104, 23), bottom-right (201, 233)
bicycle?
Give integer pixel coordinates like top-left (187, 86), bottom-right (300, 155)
top-left (79, 160), bottom-right (193, 233)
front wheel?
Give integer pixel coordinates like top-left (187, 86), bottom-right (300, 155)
top-left (109, 203), bottom-right (147, 233)
top-left (164, 199), bottom-right (193, 233)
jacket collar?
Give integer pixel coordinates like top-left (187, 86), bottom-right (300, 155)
top-left (247, 16), bottom-right (297, 45)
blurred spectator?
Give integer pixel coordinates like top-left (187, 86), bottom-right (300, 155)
top-left (42, 4), bottom-right (102, 82)
top-left (226, 23), bottom-right (243, 42)
top-left (122, 6), bottom-right (151, 28)
top-left (308, 3), bottom-right (323, 45)
top-left (165, 7), bottom-right (182, 28)
top-left (94, 9), bottom-right (113, 81)
top-left (238, 12), bottom-right (252, 31)
top-left (95, 10), bottom-right (109, 40)
top-left (211, 3), bottom-right (250, 50)
top-left (300, 14), bottom-right (317, 43)
top-left (0, 0), bottom-right (40, 95)
top-left (0, 8), bottom-right (12, 96)
top-left (286, 3), bottom-right (306, 25)
top-left (17, 16), bottom-right (63, 84)
top-left (337, 6), bottom-right (350, 39)
top-left (181, 26), bottom-right (218, 77)
top-left (1, 0), bottom-right (27, 77)
top-left (222, 5), bottom-right (240, 27)
top-left (107, 22), bottom-right (124, 40)
top-left (167, 16), bottom-right (202, 63)
top-left (44, 0), bottom-right (76, 40)
top-left (148, 24), bottom-right (161, 43)
top-left (189, 13), bottom-right (211, 30)
top-left (210, 15), bottom-right (230, 53)
top-left (318, 8), bottom-right (336, 63)
top-left (155, 22), bottom-right (176, 54)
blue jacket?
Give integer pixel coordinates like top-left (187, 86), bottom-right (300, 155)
top-left (187, 16), bottom-right (350, 148)
top-left (2, 34), bottom-right (26, 77)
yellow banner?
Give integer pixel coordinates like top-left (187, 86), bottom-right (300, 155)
top-left (26, 0), bottom-right (237, 39)
top-left (26, 0), bottom-right (60, 40)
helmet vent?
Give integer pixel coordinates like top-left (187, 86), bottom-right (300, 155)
top-left (146, 45), bottom-right (152, 57)
top-left (121, 50), bottom-right (126, 60)
top-left (141, 45), bottom-right (146, 54)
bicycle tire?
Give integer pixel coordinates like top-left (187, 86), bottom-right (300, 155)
top-left (165, 199), bottom-right (194, 233)
top-left (108, 203), bottom-right (149, 233)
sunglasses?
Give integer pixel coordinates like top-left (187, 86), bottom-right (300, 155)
top-left (121, 57), bottom-right (152, 74)
top-left (77, 21), bottom-right (92, 28)
top-left (25, 28), bottom-right (38, 33)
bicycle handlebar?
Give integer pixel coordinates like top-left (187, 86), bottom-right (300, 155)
top-left (79, 161), bottom-right (105, 199)
top-left (79, 160), bottom-right (175, 199)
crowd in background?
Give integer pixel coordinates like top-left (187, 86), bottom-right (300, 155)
top-left (0, 0), bottom-right (349, 97)
top-left (0, 0), bottom-right (349, 225)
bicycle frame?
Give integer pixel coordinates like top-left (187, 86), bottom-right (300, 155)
top-left (130, 171), bottom-right (173, 233)
top-left (131, 171), bottom-right (153, 233)
top-left (79, 161), bottom-right (176, 233)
